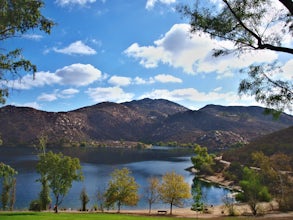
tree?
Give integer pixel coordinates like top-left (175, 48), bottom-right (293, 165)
top-left (0, 162), bottom-right (17, 210)
top-left (0, 0), bottom-right (54, 104)
top-left (36, 135), bottom-right (51, 210)
top-left (36, 151), bottom-right (83, 213)
top-left (252, 151), bottom-right (293, 211)
top-left (191, 145), bottom-right (215, 174)
top-left (180, 0), bottom-right (293, 115)
top-left (80, 187), bottom-right (90, 211)
top-left (191, 180), bottom-right (204, 215)
top-left (105, 168), bottom-right (139, 213)
top-left (158, 171), bottom-right (191, 215)
top-left (144, 177), bottom-right (160, 214)
top-left (236, 167), bottom-right (271, 215)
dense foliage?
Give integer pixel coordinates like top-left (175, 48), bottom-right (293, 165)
top-left (0, 0), bottom-right (54, 104)
top-left (36, 151), bottom-right (83, 213)
top-left (158, 171), bottom-right (191, 215)
top-left (180, 0), bottom-right (293, 115)
top-left (105, 168), bottom-right (139, 212)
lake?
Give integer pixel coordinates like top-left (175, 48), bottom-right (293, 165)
top-left (0, 146), bottom-right (230, 210)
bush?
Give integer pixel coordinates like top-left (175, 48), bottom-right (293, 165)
top-left (29, 200), bottom-right (41, 211)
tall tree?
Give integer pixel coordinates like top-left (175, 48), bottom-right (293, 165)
top-left (0, 162), bottom-right (17, 210)
top-left (0, 0), bottom-right (54, 104)
top-left (158, 171), bottom-right (191, 215)
top-left (180, 0), bottom-right (292, 116)
top-left (236, 167), bottom-right (271, 215)
top-left (105, 168), bottom-right (139, 213)
top-left (36, 151), bottom-right (83, 213)
top-left (144, 177), bottom-right (160, 214)
top-left (36, 135), bottom-right (51, 210)
top-left (80, 187), bottom-right (90, 211)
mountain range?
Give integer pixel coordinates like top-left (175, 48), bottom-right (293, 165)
top-left (0, 98), bottom-right (292, 149)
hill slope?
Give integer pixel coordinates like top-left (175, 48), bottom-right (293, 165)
top-left (0, 98), bottom-right (292, 149)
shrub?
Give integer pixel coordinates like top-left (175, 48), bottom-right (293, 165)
top-left (29, 200), bottom-right (41, 211)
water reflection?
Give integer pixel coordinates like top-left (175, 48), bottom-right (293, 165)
top-left (0, 146), bottom-right (229, 210)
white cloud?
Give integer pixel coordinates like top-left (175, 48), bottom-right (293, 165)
top-left (282, 59), bottom-right (293, 80)
top-left (61, 88), bottom-right (80, 95)
top-left (6, 71), bottom-right (61, 90)
top-left (53, 41), bottom-right (97, 55)
top-left (146, 0), bottom-right (176, 10)
top-left (154, 74), bottom-right (182, 83)
top-left (86, 87), bottom-right (134, 103)
top-left (56, 63), bottom-right (102, 86)
top-left (108, 76), bottom-right (132, 87)
top-left (6, 64), bottom-right (102, 90)
top-left (55, 0), bottom-right (96, 7)
top-left (22, 34), bottom-right (43, 41)
top-left (125, 23), bottom-right (279, 77)
top-left (140, 88), bottom-right (239, 103)
top-left (59, 88), bottom-right (80, 98)
top-left (38, 93), bottom-right (58, 102)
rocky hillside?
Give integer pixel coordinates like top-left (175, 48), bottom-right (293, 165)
top-left (0, 98), bottom-right (292, 149)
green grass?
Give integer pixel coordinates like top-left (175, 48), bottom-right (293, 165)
top-left (0, 212), bottom-right (243, 220)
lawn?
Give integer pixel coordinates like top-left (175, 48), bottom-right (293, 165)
top-left (0, 212), bottom-right (243, 220)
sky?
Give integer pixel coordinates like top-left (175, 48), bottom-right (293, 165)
top-left (2, 0), bottom-right (293, 112)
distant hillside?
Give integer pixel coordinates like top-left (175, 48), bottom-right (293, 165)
top-left (222, 126), bottom-right (293, 165)
top-left (0, 98), bottom-right (292, 149)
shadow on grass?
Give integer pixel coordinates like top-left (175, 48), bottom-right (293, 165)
top-left (0, 212), bottom-right (38, 216)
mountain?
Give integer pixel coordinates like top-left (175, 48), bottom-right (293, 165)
top-left (222, 126), bottom-right (293, 166)
top-left (0, 98), bottom-right (292, 149)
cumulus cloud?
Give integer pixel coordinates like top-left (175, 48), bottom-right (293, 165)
top-left (140, 88), bottom-right (239, 103)
top-left (146, 0), bottom-right (176, 10)
top-left (38, 93), bottom-right (58, 102)
top-left (55, 0), bottom-right (96, 7)
top-left (56, 63), bottom-right (102, 86)
top-left (6, 64), bottom-right (102, 90)
top-left (282, 59), bottom-right (293, 80)
top-left (37, 88), bottom-right (80, 102)
top-left (22, 34), bottom-right (43, 41)
top-left (86, 87), bottom-right (134, 103)
top-left (6, 71), bottom-right (61, 90)
top-left (125, 23), bottom-right (279, 77)
top-left (154, 74), bottom-right (182, 83)
top-left (53, 41), bottom-right (97, 55)
top-left (108, 76), bottom-right (132, 87)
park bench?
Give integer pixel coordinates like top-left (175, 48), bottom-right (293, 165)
top-left (157, 210), bottom-right (167, 214)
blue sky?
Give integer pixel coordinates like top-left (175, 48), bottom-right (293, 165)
top-left (2, 0), bottom-right (292, 112)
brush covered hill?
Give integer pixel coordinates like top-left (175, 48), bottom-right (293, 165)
top-left (0, 98), bottom-right (292, 149)
top-left (222, 126), bottom-right (293, 166)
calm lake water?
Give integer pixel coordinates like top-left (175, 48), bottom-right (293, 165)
top-left (0, 146), bottom-right (229, 210)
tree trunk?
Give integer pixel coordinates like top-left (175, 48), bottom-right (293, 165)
top-left (54, 195), bottom-right (59, 213)
top-left (117, 201), bottom-right (121, 213)
top-left (148, 202), bottom-right (152, 214)
top-left (170, 202), bottom-right (173, 215)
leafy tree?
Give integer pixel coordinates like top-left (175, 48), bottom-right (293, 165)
top-left (0, 162), bottom-right (17, 210)
top-left (191, 145), bottom-right (215, 174)
top-left (36, 135), bottom-right (51, 210)
top-left (191, 180), bottom-right (203, 213)
top-left (36, 151), bottom-right (83, 213)
top-left (144, 177), bottom-right (160, 214)
top-left (236, 167), bottom-right (271, 215)
top-left (180, 0), bottom-right (293, 115)
top-left (80, 187), bottom-right (90, 211)
top-left (158, 171), bottom-right (191, 215)
top-left (252, 151), bottom-right (293, 211)
top-left (0, 0), bottom-right (54, 104)
top-left (105, 168), bottom-right (139, 213)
